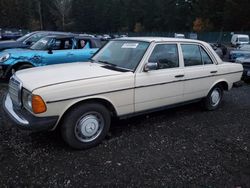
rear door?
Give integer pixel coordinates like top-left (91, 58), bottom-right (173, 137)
top-left (71, 39), bottom-right (98, 62)
top-left (181, 43), bottom-right (218, 101)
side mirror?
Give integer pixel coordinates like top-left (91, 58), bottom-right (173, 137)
top-left (144, 62), bottom-right (158, 72)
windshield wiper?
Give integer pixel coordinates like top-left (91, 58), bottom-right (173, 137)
top-left (98, 60), bottom-right (117, 67)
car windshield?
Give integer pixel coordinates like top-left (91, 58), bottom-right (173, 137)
top-left (239, 37), bottom-right (249, 42)
top-left (16, 32), bottom-right (33, 42)
top-left (92, 40), bottom-right (149, 71)
top-left (30, 37), bottom-right (50, 50)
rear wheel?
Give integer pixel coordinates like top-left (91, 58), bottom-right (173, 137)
top-left (61, 103), bottom-right (111, 149)
top-left (203, 85), bottom-right (223, 111)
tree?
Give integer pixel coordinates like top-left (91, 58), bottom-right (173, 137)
top-left (51, 0), bottom-right (73, 31)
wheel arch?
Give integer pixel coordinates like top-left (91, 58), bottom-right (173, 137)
top-left (4, 61), bottom-right (34, 79)
top-left (207, 80), bottom-right (229, 95)
top-left (11, 61), bottom-right (35, 70)
top-left (55, 97), bottom-right (118, 129)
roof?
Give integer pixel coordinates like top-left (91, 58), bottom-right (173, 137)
top-left (31, 30), bottom-right (74, 35)
top-left (43, 35), bottom-right (76, 39)
top-left (114, 37), bottom-right (205, 43)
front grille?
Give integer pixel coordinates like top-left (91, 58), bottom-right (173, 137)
top-left (9, 76), bottom-right (22, 107)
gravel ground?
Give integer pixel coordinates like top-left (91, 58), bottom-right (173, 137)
top-left (0, 83), bottom-right (250, 187)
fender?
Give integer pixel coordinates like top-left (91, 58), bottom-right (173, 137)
top-left (206, 79), bottom-right (230, 96)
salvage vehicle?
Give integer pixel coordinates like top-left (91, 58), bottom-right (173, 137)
top-left (0, 31), bottom-right (73, 51)
top-left (3, 37), bottom-right (243, 149)
top-left (229, 44), bottom-right (250, 62)
top-left (231, 34), bottom-right (249, 47)
top-left (0, 35), bottom-right (101, 81)
top-left (1, 29), bottom-right (23, 40)
top-left (235, 56), bottom-right (250, 80)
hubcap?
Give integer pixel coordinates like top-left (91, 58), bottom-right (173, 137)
top-left (210, 89), bottom-right (221, 106)
top-left (75, 112), bottom-right (104, 143)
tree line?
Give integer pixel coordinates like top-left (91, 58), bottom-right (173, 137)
top-left (0, 0), bottom-right (249, 33)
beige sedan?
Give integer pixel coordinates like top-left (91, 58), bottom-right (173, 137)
top-left (4, 37), bottom-right (243, 149)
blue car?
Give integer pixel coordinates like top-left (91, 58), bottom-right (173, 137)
top-left (0, 35), bottom-right (102, 81)
top-left (0, 31), bottom-right (75, 51)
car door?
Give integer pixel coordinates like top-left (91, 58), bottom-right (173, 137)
top-left (135, 43), bottom-right (184, 112)
top-left (181, 43), bottom-right (218, 101)
top-left (72, 39), bottom-right (98, 62)
top-left (41, 38), bottom-right (78, 65)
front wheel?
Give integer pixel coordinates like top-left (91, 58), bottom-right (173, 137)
top-left (203, 85), bottom-right (223, 111)
top-left (61, 103), bottom-right (111, 149)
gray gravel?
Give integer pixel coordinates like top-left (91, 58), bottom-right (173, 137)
top-left (0, 83), bottom-right (250, 187)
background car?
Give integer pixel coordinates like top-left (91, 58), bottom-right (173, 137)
top-left (210, 43), bottom-right (223, 58)
top-left (231, 34), bottom-right (249, 47)
top-left (235, 56), bottom-right (250, 80)
top-left (0, 35), bottom-right (102, 80)
top-left (0, 31), bottom-right (74, 51)
top-left (1, 29), bottom-right (23, 40)
top-left (229, 44), bottom-right (250, 62)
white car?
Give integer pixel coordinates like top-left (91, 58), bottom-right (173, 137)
top-left (231, 34), bottom-right (249, 47)
top-left (3, 37), bottom-right (243, 149)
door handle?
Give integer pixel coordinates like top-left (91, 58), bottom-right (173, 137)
top-left (175, 74), bottom-right (185, 78)
top-left (210, 71), bottom-right (218, 74)
top-left (67, 53), bottom-right (74, 56)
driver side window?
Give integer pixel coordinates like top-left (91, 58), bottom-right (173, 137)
top-left (148, 44), bottom-right (179, 69)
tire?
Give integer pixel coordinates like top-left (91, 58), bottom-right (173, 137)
top-left (17, 64), bottom-right (33, 71)
top-left (203, 85), bottom-right (223, 111)
top-left (11, 64), bottom-right (33, 75)
top-left (61, 103), bottom-right (111, 149)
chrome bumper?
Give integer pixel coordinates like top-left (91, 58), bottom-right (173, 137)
top-left (4, 94), bottom-right (29, 126)
top-left (3, 94), bottom-right (59, 131)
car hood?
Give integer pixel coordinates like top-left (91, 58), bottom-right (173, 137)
top-left (230, 49), bottom-right (250, 54)
top-left (15, 62), bottom-right (122, 91)
top-left (236, 57), bottom-right (250, 63)
top-left (0, 40), bottom-right (25, 51)
top-left (0, 48), bottom-right (37, 58)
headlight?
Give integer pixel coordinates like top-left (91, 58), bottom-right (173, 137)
top-left (0, 53), bottom-right (10, 63)
top-left (22, 89), bottom-right (32, 112)
top-left (22, 89), bottom-right (47, 114)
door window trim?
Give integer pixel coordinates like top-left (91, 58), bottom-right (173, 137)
top-left (180, 42), bottom-right (217, 68)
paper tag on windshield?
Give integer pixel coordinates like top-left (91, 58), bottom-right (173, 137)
top-left (122, 43), bottom-right (139, 48)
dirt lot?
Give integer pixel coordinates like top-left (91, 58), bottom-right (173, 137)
top-left (0, 83), bottom-right (250, 187)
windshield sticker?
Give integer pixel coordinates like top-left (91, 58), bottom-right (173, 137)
top-left (122, 43), bottom-right (139, 48)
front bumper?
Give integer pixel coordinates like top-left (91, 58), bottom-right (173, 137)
top-left (3, 94), bottom-right (58, 131)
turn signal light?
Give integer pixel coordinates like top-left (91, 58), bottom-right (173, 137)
top-left (32, 95), bottom-right (47, 114)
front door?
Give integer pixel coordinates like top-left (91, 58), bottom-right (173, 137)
top-left (41, 38), bottom-right (77, 65)
top-left (135, 43), bottom-right (184, 112)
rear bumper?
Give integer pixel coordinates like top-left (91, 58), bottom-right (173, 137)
top-left (3, 94), bottom-right (58, 131)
